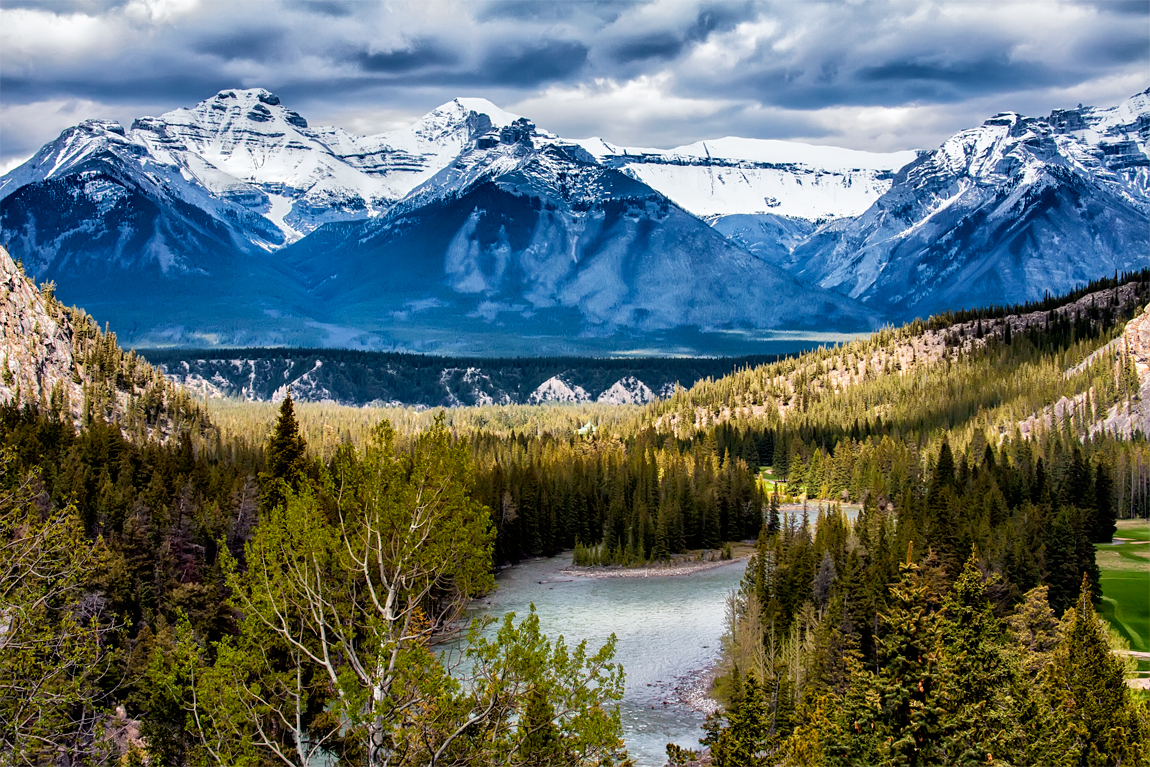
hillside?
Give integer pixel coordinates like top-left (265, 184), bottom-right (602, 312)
top-left (144, 349), bottom-right (789, 408)
top-left (651, 271), bottom-right (1150, 449)
top-left (0, 245), bottom-right (207, 439)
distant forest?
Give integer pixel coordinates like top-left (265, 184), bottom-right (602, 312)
top-left (139, 348), bottom-right (791, 407)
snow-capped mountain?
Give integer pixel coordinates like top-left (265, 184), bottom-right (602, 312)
top-left (1, 87), bottom-right (1146, 352)
top-left (277, 129), bottom-right (880, 350)
top-left (791, 89), bottom-right (1150, 320)
top-left (578, 136), bottom-right (916, 221)
top-left (0, 89), bottom-right (534, 246)
top-left (0, 88), bottom-right (881, 352)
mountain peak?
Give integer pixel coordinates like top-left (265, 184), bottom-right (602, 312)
top-left (213, 87), bottom-right (279, 104)
top-left (452, 97), bottom-right (522, 125)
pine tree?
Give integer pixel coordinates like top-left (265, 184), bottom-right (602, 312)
top-left (935, 555), bottom-right (1023, 762)
top-left (1045, 576), bottom-right (1149, 765)
top-left (261, 390), bottom-right (308, 512)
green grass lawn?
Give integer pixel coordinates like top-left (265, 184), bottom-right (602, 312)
top-left (1096, 520), bottom-right (1150, 653)
top-left (1114, 517), bottom-right (1150, 542)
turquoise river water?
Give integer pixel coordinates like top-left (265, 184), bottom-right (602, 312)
top-left (466, 554), bottom-right (748, 767)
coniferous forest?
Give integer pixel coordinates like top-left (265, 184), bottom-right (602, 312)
top-left (1, 269), bottom-right (1149, 765)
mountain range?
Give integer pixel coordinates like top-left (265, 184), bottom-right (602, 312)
top-left (1, 87), bottom-right (1146, 355)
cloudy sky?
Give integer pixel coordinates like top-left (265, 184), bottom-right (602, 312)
top-left (1, 0), bottom-right (1147, 172)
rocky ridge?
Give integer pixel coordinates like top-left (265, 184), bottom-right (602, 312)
top-left (0, 245), bottom-right (206, 437)
top-left (0, 248), bottom-right (84, 422)
top-left (792, 89), bottom-right (1150, 320)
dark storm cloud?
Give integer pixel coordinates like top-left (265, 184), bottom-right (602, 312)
top-left (476, 0), bottom-right (630, 23)
top-left (1080, 0), bottom-right (1150, 15)
top-left (283, 0), bottom-right (356, 17)
top-left (0, 74), bottom-right (235, 105)
top-left (480, 40), bottom-right (590, 86)
top-left (606, 2), bottom-right (754, 64)
top-left (196, 28), bottom-right (291, 62)
top-left (611, 32), bottom-right (685, 63)
top-left (1, 0), bottom-right (1147, 168)
top-left (356, 42), bottom-right (459, 74)
top-left (669, 1), bottom-right (1148, 113)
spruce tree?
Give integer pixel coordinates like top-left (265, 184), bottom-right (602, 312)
top-left (936, 555), bottom-right (1023, 763)
top-left (261, 390), bottom-right (308, 512)
top-left (1045, 576), bottom-right (1149, 766)
top-left (1092, 459), bottom-right (1116, 543)
top-left (829, 552), bottom-right (944, 766)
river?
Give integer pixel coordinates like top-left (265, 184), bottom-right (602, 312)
top-left (467, 554), bottom-right (748, 767)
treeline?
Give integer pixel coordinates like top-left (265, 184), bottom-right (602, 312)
top-left (142, 346), bottom-right (785, 407)
top-left (653, 279), bottom-right (1145, 443)
top-left (924, 266), bottom-right (1150, 329)
top-left (468, 428), bottom-right (765, 565)
top-left (695, 433), bottom-right (1148, 765)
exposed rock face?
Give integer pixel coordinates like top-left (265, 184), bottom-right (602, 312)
top-left (1099, 304), bottom-right (1150, 437)
top-left (0, 246), bottom-right (83, 422)
top-left (597, 376), bottom-right (655, 405)
top-left (0, 244), bottom-right (206, 438)
top-left (528, 376), bottom-right (591, 405)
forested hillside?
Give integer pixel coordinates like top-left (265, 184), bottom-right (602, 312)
top-left (0, 261), bottom-right (1148, 765)
top-left (144, 348), bottom-right (785, 408)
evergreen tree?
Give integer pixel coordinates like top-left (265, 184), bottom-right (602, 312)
top-left (1045, 576), bottom-right (1149, 766)
top-left (1092, 459), bottom-right (1116, 543)
top-left (261, 390), bottom-right (308, 512)
top-left (830, 554), bottom-right (944, 766)
top-left (703, 672), bottom-right (772, 767)
top-left (935, 556), bottom-right (1023, 762)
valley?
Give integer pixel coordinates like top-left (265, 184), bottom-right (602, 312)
top-left (1, 66), bottom-right (1149, 766)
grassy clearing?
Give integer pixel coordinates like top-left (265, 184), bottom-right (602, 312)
top-left (1115, 518), bottom-right (1150, 542)
top-left (1097, 519), bottom-right (1150, 653)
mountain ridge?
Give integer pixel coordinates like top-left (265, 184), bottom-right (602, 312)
top-left (1, 87), bottom-right (1146, 354)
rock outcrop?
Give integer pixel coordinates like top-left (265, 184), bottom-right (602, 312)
top-left (0, 244), bottom-right (207, 438)
top-left (1098, 303), bottom-right (1150, 437)
top-left (0, 246), bottom-right (84, 422)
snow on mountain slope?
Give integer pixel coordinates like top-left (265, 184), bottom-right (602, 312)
top-left (3, 86), bottom-right (1146, 352)
top-left (576, 136), bottom-right (917, 220)
top-left (278, 131), bottom-right (883, 350)
top-left (0, 90), bottom-right (537, 245)
top-left (0, 87), bottom-right (911, 259)
top-left (792, 88), bottom-right (1150, 321)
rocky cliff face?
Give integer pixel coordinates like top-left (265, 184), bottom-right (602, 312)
top-left (0, 245), bottom-right (206, 437)
top-left (0, 246), bottom-right (83, 422)
top-left (1100, 304), bottom-right (1150, 437)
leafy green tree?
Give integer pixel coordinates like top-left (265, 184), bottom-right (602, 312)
top-left (0, 453), bottom-right (113, 764)
top-left (201, 416), bottom-right (630, 766)
top-left (451, 607), bottom-right (631, 767)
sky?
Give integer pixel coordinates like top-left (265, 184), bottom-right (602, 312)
top-left (1, 0), bottom-right (1148, 173)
